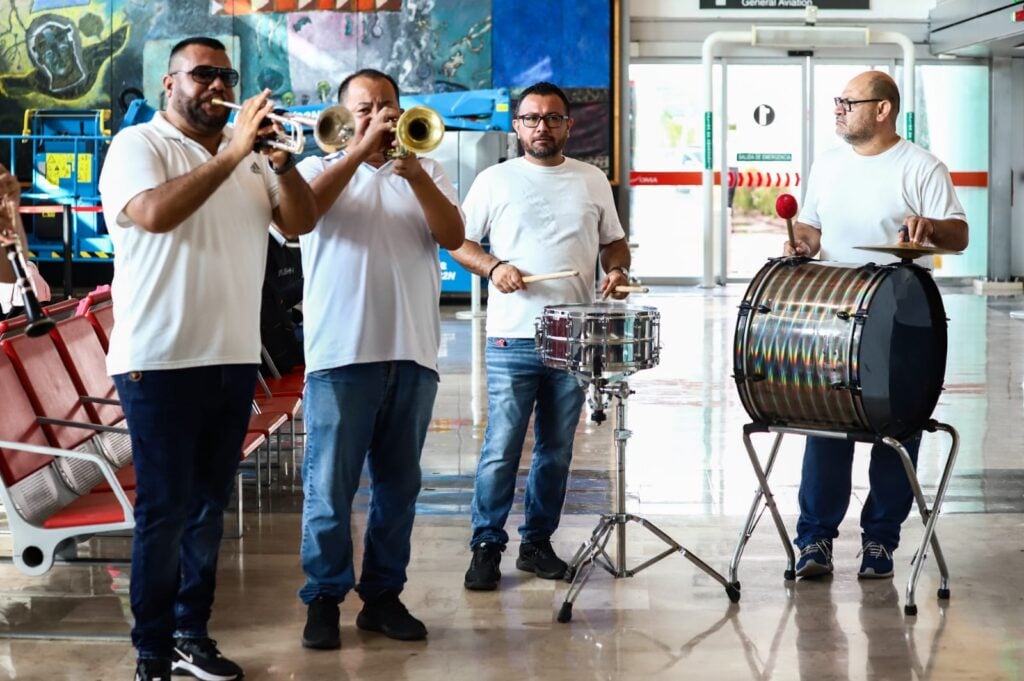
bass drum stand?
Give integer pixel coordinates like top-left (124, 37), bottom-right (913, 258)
top-left (557, 363), bottom-right (740, 624)
top-left (728, 421), bottom-right (960, 616)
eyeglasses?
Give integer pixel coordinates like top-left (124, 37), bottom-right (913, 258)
top-left (833, 97), bottom-right (883, 113)
top-left (516, 113), bottom-right (570, 128)
top-left (168, 65), bottom-right (240, 87)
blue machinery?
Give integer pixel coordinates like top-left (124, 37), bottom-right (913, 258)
top-left (1, 109), bottom-right (112, 296)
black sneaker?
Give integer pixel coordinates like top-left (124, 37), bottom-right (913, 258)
top-left (135, 658), bottom-right (172, 681)
top-left (356, 590), bottom-right (427, 641)
top-left (171, 637), bottom-right (243, 681)
top-left (302, 595), bottom-right (341, 650)
top-left (464, 542), bottom-right (503, 591)
top-left (516, 539), bottom-right (568, 579)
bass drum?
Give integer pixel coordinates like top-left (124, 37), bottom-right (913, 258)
top-left (733, 258), bottom-right (947, 440)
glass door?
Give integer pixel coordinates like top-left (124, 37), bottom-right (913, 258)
top-left (628, 63), bottom-right (709, 281)
top-left (722, 64), bottom-right (804, 279)
top-left (630, 58), bottom-right (988, 282)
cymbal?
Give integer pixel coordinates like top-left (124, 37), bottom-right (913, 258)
top-left (853, 243), bottom-right (962, 260)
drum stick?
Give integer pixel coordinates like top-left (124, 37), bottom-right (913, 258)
top-left (614, 285), bottom-right (649, 293)
top-left (521, 270), bottom-right (579, 283)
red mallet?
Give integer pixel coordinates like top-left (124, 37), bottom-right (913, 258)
top-left (776, 193), bottom-right (799, 252)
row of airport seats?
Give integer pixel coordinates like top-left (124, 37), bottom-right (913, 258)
top-left (0, 287), bottom-right (305, 576)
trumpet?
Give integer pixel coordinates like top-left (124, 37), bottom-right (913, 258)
top-left (1, 203), bottom-right (54, 338)
top-left (211, 98), bottom-right (356, 155)
top-left (387, 106), bottom-right (445, 159)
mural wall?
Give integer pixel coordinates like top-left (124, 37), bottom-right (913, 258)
top-left (0, 0), bottom-right (615, 177)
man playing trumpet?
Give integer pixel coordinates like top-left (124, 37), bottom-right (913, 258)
top-left (98, 36), bottom-right (316, 681)
top-left (290, 69), bottom-right (463, 651)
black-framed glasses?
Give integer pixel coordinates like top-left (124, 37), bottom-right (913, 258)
top-left (516, 113), bottom-right (569, 128)
top-left (833, 97), bottom-right (883, 113)
top-left (168, 65), bottom-right (240, 87)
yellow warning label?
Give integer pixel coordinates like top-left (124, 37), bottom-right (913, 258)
top-left (44, 153), bottom-right (93, 185)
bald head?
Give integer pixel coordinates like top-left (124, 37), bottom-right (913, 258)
top-left (852, 71), bottom-right (900, 121)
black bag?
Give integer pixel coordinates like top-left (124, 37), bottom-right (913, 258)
top-left (259, 235), bottom-right (304, 375)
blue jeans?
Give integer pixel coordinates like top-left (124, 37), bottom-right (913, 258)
top-left (795, 433), bottom-right (922, 552)
top-left (470, 338), bottom-right (586, 549)
top-left (113, 365), bottom-right (257, 660)
top-left (298, 361), bottom-right (438, 604)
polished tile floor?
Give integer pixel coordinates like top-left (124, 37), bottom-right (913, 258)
top-left (2, 284), bottom-right (1023, 680)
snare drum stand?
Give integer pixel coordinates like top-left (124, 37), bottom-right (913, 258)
top-left (557, 373), bottom-right (740, 624)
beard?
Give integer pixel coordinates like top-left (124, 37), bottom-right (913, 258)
top-left (174, 95), bottom-right (230, 136)
top-left (523, 137), bottom-right (565, 160)
top-left (838, 118), bottom-right (874, 146)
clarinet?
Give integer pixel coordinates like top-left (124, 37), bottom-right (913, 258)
top-left (2, 203), bottom-right (55, 338)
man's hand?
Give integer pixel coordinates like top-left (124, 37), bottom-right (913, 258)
top-left (490, 263), bottom-right (526, 294)
top-left (783, 239), bottom-right (812, 256)
top-left (392, 152), bottom-right (426, 182)
top-left (600, 268), bottom-right (630, 300)
top-left (353, 106), bottom-right (401, 159)
top-left (903, 216), bottom-right (934, 245)
top-left (224, 89), bottom-right (276, 162)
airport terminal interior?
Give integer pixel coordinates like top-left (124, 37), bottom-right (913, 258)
top-left (1, 0), bottom-right (1024, 679)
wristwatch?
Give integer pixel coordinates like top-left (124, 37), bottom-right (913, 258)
top-left (610, 266), bottom-right (630, 279)
top-left (269, 154), bottom-right (297, 176)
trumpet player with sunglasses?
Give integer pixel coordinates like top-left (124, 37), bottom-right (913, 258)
top-left (98, 36), bottom-right (315, 681)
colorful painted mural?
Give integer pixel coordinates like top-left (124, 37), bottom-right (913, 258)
top-left (1, 0), bottom-right (616, 178)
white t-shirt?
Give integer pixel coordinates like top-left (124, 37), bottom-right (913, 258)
top-left (99, 112), bottom-right (279, 375)
top-left (463, 157), bottom-right (625, 338)
top-left (799, 138), bottom-right (966, 268)
top-left (297, 152), bottom-right (460, 374)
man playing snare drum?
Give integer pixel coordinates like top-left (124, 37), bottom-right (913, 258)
top-left (450, 81), bottom-right (631, 591)
top-left (783, 70), bottom-right (968, 579)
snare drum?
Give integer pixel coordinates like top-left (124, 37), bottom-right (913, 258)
top-left (733, 258), bottom-right (947, 439)
top-left (536, 303), bottom-right (660, 376)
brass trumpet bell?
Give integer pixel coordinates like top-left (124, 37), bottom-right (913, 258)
top-left (211, 98), bottom-right (355, 155)
top-left (313, 105), bottom-right (356, 154)
top-left (390, 106), bottom-right (445, 158)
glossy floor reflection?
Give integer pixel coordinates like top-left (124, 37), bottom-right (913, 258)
top-left (2, 285), bottom-right (1023, 680)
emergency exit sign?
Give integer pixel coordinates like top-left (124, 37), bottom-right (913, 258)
top-left (737, 153), bottom-right (792, 162)
top-left (700, 0), bottom-right (869, 8)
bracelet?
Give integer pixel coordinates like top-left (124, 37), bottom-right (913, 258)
top-left (487, 260), bottom-right (508, 282)
top-left (269, 154), bottom-right (297, 176)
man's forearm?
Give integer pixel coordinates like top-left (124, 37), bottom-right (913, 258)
top-left (123, 150), bottom-right (244, 233)
top-left (272, 167), bottom-right (318, 237)
top-left (408, 173), bottom-right (464, 250)
top-left (599, 238), bottom-right (630, 274)
top-left (929, 218), bottom-right (969, 252)
top-left (450, 239), bottom-right (499, 278)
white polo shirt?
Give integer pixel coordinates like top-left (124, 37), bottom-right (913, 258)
top-left (99, 112), bottom-right (279, 375)
top-left (463, 156), bottom-right (625, 338)
top-left (297, 152), bottom-right (460, 375)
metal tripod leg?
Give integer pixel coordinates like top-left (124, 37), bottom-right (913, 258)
top-left (558, 515), bottom-right (617, 622)
top-left (557, 386), bottom-right (738, 624)
top-left (729, 432), bottom-right (785, 586)
top-left (885, 422), bottom-right (959, 616)
top-left (731, 428), bottom-right (796, 584)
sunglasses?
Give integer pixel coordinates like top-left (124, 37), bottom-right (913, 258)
top-left (168, 65), bottom-right (240, 88)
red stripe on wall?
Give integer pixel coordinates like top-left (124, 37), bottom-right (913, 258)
top-left (630, 171), bottom-right (989, 188)
top-left (949, 172), bottom-right (988, 188)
